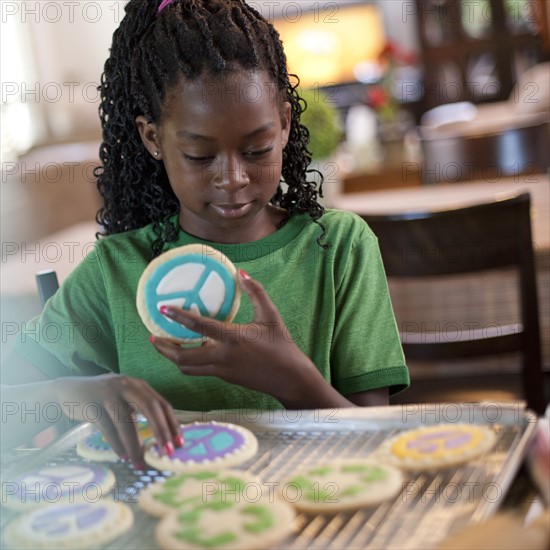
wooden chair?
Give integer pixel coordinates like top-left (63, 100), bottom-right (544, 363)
top-left (36, 270), bottom-right (60, 307)
top-left (362, 193), bottom-right (547, 414)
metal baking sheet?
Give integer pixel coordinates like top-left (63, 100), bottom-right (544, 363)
top-left (0, 404), bottom-right (538, 549)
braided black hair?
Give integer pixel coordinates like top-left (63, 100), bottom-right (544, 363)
top-left (94, 0), bottom-right (326, 257)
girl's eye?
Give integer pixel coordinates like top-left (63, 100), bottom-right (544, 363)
top-left (183, 154), bottom-right (214, 162)
top-left (244, 146), bottom-right (274, 157)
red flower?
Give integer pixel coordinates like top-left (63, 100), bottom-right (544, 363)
top-left (367, 86), bottom-right (390, 109)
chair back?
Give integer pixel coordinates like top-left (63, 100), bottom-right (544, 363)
top-left (362, 193), bottom-right (546, 413)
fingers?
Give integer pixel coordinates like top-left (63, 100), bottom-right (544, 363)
top-left (116, 377), bottom-right (183, 463)
top-left (159, 306), bottom-right (227, 340)
top-left (238, 270), bottom-right (281, 324)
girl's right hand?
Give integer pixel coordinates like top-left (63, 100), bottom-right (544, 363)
top-left (53, 374), bottom-right (182, 467)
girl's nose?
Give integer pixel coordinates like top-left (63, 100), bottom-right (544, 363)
top-left (213, 157), bottom-right (249, 191)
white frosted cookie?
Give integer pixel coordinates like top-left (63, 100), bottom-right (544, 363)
top-left (3, 500), bottom-right (133, 549)
top-left (1, 464), bottom-right (115, 511)
top-left (156, 497), bottom-right (295, 550)
top-left (144, 422), bottom-right (258, 473)
top-left (137, 244), bottom-right (241, 342)
top-left (139, 469), bottom-right (261, 517)
top-left (76, 418), bottom-right (154, 461)
top-left (378, 423), bottom-right (497, 471)
top-left (279, 459), bottom-right (404, 513)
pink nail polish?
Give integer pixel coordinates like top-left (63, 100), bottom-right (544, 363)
top-left (148, 334), bottom-right (155, 343)
top-left (175, 435), bottom-right (184, 448)
top-left (163, 441), bottom-right (174, 456)
top-left (159, 306), bottom-right (168, 315)
top-left (238, 269), bottom-right (251, 280)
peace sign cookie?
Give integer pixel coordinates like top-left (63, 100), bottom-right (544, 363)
top-left (377, 423), bottom-right (497, 471)
top-left (144, 421), bottom-right (258, 473)
top-left (1, 464), bottom-right (115, 511)
top-left (3, 500), bottom-right (133, 549)
top-left (76, 418), bottom-right (154, 461)
top-left (279, 459), bottom-right (404, 513)
top-left (137, 244), bottom-right (241, 342)
top-left (156, 497), bottom-right (295, 550)
top-left (139, 469), bottom-right (262, 517)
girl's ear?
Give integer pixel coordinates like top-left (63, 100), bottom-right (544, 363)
top-left (281, 101), bottom-right (292, 149)
top-left (135, 116), bottom-right (162, 160)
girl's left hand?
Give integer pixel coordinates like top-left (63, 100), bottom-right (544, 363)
top-left (149, 270), bottom-right (324, 407)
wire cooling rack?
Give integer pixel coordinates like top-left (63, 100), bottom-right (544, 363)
top-left (0, 404), bottom-right (537, 549)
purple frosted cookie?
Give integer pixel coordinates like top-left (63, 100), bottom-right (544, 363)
top-left (144, 421), bottom-right (258, 473)
top-left (1, 464), bottom-right (115, 511)
top-left (3, 500), bottom-right (133, 549)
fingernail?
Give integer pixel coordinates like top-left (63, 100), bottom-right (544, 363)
top-left (159, 306), bottom-right (169, 315)
top-left (134, 460), bottom-right (147, 470)
top-left (175, 435), bottom-right (184, 448)
top-left (163, 441), bottom-right (174, 456)
top-left (148, 334), bottom-right (155, 343)
top-left (121, 454), bottom-right (129, 462)
top-left (238, 269), bottom-right (251, 280)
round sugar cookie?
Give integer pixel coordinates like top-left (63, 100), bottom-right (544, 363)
top-left (3, 500), bottom-right (133, 549)
top-left (1, 464), bottom-right (115, 511)
top-left (137, 244), bottom-right (241, 342)
top-left (378, 423), bottom-right (497, 471)
top-left (156, 497), bottom-right (295, 550)
top-left (76, 418), bottom-right (154, 461)
top-left (279, 459), bottom-right (404, 513)
top-left (144, 421), bottom-right (258, 473)
top-left (139, 469), bottom-right (261, 517)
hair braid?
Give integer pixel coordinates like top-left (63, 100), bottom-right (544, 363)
top-left (95, 0), bottom-right (326, 257)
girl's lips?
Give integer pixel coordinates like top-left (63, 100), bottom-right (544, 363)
top-left (210, 202), bottom-right (253, 218)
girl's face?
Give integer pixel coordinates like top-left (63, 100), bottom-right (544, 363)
top-left (137, 70), bottom-right (291, 244)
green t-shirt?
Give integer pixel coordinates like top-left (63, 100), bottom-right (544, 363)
top-left (15, 209), bottom-right (409, 410)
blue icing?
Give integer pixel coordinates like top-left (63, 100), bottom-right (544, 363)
top-left (187, 443), bottom-right (207, 456)
top-left (186, 429), bottom-right (214, 440)
top-left (211, 432), bottom-right (236, 452)
top-left (145, 253), bottom-right (237, 340)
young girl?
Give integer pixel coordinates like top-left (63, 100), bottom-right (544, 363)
top-left (3, 0), bottom-right (409, 466)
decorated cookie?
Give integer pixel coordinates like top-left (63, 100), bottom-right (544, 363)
top-left (1, 464), bottom-right (115, 511)
top-left (279, 459), bottom-right (404, 513)
top-left (136, 244), bottom-right (241, 342)
top-left (378, 423), bottom-right (497, 471)
top-left (3, 500), bottom-right (133, 549)
top-left (139, 469), bottom-right (261, 517)
top-left (155, 497), bottom-right (295, 550)
top-left (144, 421), bottom-right (258, 473)
top-left (76, 418), bottom-right (154, 461)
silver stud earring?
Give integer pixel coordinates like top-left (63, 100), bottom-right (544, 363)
top-left (153, 150), bottom-right (160, 157)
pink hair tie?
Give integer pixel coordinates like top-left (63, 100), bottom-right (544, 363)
top-left (157, 0), bottom-right (176, 14)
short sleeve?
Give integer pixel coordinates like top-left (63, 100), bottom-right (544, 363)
top-left (13, 245), bottom-right (119, 379)
top-left (331, 226), bottom-right (409, 396)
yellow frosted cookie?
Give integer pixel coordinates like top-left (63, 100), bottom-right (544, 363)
top-left (278, 459), bottom-right (404, 513)
top-left (137, 244), bottom-right (240, 343)
top-left (378, 423), bottom-right (497, 471)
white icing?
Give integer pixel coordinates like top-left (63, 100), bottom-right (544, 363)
top-left (198, 271), bottom-right (225, 315)
top-left (156, 264), bottom-right (205, 294)
top-left (157, 298), bottom-right (187, 322)
top-left (24, 466), bottom-right (97, 487)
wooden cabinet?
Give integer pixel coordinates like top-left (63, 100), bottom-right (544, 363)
top-left (416, 0), bottom-right (547, 110)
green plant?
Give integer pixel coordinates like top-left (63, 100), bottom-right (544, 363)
top-left (300, 88), bottom-right (342, 159)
